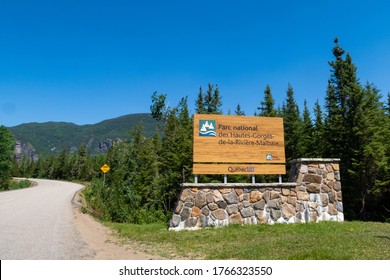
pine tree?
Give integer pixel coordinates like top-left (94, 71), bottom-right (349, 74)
top-left (0, 126), bottom-right (15, 190)
top-left (283, 83), bottom-right (304, 164)
top-left (258, 84), bottom-right (277, 117)
top-left (312, 100), bottom-right (325, 157)
top-left (203, 83), bottom-right (222, 114)
top-left (301, 100), bottom-right (314, 156)
top-left (235, 104), bottom-right (245, 116)
top-left (323, 39), bottom-right (389, 220)
top-left (195, 86), bottom-right (206, 114)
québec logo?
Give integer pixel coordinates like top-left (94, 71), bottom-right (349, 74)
top-left (199, 120), bottom-right (216, 137)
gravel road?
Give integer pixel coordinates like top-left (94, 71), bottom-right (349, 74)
top-left (0, 179), bottom-right (94, 260)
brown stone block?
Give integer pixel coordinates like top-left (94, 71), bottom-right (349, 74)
top-left (213, 190), bottom-right (223, 202)
top-left (328, 204), bottom-right (338, 215)
top-left (253, 200), bottom-right (266, 210)
top-left (235, 188), bottom-right (243, 196)
top-left (201, 206), bottom-right (210, 216)
top-left (281, 195), bottom-right (288, 203)
top-left (282, 203), bottom-right (296, 219)
top-left (287, 196), bottom-right (297, 206)
top-left (191, 188), bottom-right (198, 192)
top-left (229, 213), bottom-right (243, 224)
top-left (306, 183), bottom-right (321, 193)
top-left (227, 205), bottom-right (239, 215)
top-left (327, 172), bottom-right (335, 181)
top-left (195, 191), bottom-right (207, 208)
top-left (224, 191), bottom-right (239, 204)
top-left (192, 206), bottom-right (201, 217)
top-left (282, 188), bottom-right (291, 196)
top-left (271, 191), bottom-right (280, 199)
top-left (290, 190), bottom-right (297, 197)
top-left (320, 193), bottom-right (329, 206)
top-left (332, 164), bottom-right (340, 171)
top-left (308, 167), bottom-right (318, 174)
top-left (211, 209), bottom-right (227, 220)
top-left (333, 181), bottom-right (342, 191)
top-left (310, 211), bottom-right (318, 222)
top-left (321, 184), bottom-right (331, 193)
top-left (336, 191), bottom-right (342, 201)
top-left (175, 201), bottom-right (183, 214)
top-left (250, 191), bottom-right (262, 203)
top-left (206, 192), bottom-right (214, 203)
top-left (297, 191), bottom-right (309, 201)
top-left (181, 189), bottom-right (195, 201)
top-left (303, 174), bottom-right (323, 184)
top-left (267, 198), bottom-right (281, 209)
top-left (263, 191), bottom-right (271, 202)
top-left (326, 165), bottom-right (334, 173)
top-left (208, 203), bottom-right (218, 211)
top-left (219, 188), bottom-right (232, 194)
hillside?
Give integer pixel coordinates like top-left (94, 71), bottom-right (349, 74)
top-left (9, 113), bottom-right (159, 157)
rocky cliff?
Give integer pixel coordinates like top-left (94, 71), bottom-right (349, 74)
top-left (14, 141), bottom-right (39, 162)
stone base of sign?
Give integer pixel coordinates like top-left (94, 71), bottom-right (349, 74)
top-left (169, 158), bottom-right (343, 230)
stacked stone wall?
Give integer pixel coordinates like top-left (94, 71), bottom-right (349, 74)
top-left (170, 158), bottom-right (343, 230)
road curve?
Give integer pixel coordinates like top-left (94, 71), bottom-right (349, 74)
top-left (0, 179), bottom-right (94, 260)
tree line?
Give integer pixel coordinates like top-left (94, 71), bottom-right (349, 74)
top-left (1, 39), bottom-right (389, 222)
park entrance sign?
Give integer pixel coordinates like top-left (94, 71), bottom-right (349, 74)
top-left (193, 114), bottom-right (286, 175)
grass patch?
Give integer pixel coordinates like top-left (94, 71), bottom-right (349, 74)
top-left (107, 221), bottom-right (390, 260)
top-left (8, 179), bottom-right (32, 190)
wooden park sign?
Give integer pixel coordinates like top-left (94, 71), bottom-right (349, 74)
top-left (193, 114), bottom-right (286, 175)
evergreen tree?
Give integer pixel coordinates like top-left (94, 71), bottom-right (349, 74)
top-left (0, 126), bottom-right (15, 190)
top-left (312, 100), bottom-right (325, 157)
top-left (301, 100), bottom-right (314, 156)
top-left (195, 86), bottom-right (206, 114)
top-left (323, 39), bottom-right (389, 220)
top-left (203, 83), bottom-right (222, 114)
top-left (235, 104), bottom-right (245, 116)
top-left (258, 84), bottom-right (277, 117)
top-left (283, 83), bottom-right (304, 164)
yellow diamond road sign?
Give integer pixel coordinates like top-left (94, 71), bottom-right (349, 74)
top-left (100, 164), bottom-right (110, 174)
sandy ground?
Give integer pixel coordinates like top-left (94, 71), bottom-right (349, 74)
top-left (72, 191), bottom-right (164, 260)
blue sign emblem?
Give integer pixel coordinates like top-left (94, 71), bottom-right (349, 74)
top-left (199, 120), bottom-right (216, 137)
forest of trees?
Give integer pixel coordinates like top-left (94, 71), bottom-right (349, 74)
top-left (1, 39), bottom-right (389, 223)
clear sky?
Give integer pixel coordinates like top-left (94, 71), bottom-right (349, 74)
top-left (1, 0), bottom-right (389, 127)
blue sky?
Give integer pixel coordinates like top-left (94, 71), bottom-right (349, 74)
top-left (1, 0), bottom-right (389, 127)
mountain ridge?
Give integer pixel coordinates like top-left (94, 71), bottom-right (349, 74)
top-left (8, 113), bottom-right (159, 158)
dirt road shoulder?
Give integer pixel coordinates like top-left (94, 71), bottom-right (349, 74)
top-left (72, 191), bottom-right (164, 260)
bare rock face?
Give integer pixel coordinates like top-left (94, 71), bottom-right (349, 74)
top-left (14, 140), bottom-right (39, 162)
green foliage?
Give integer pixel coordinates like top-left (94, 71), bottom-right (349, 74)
top-left (323, 39), bottom-right (390, 220)
top-left (81, 94), bottom-right (194, 224)
top-left (257, 84), bottom-right (277, 117)
top-left (282, 83), bottom-right (304, 163)
top-left (234, 104), bottom-right (245, 116)
top-left (196, 83), bottom-right (222, 114)
top-left (8, 179), bottom-right (31, 191)
top-left (0, 126), bottom-right (15, 190)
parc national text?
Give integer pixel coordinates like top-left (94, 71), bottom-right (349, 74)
top-left (217, 123), bottom-right (280, 146)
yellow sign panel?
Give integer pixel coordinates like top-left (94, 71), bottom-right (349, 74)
top-left (100, 164), bottom-right (110, 174)
top-left (193, 164), bottom-right (286, 175)
top-left (194, 114), bottom-right (286, 164)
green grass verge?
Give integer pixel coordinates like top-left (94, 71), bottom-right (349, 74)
top-left (8, 179), bottom-right (32, 190)
top-left (107, 221), bottom-right (390, 260)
